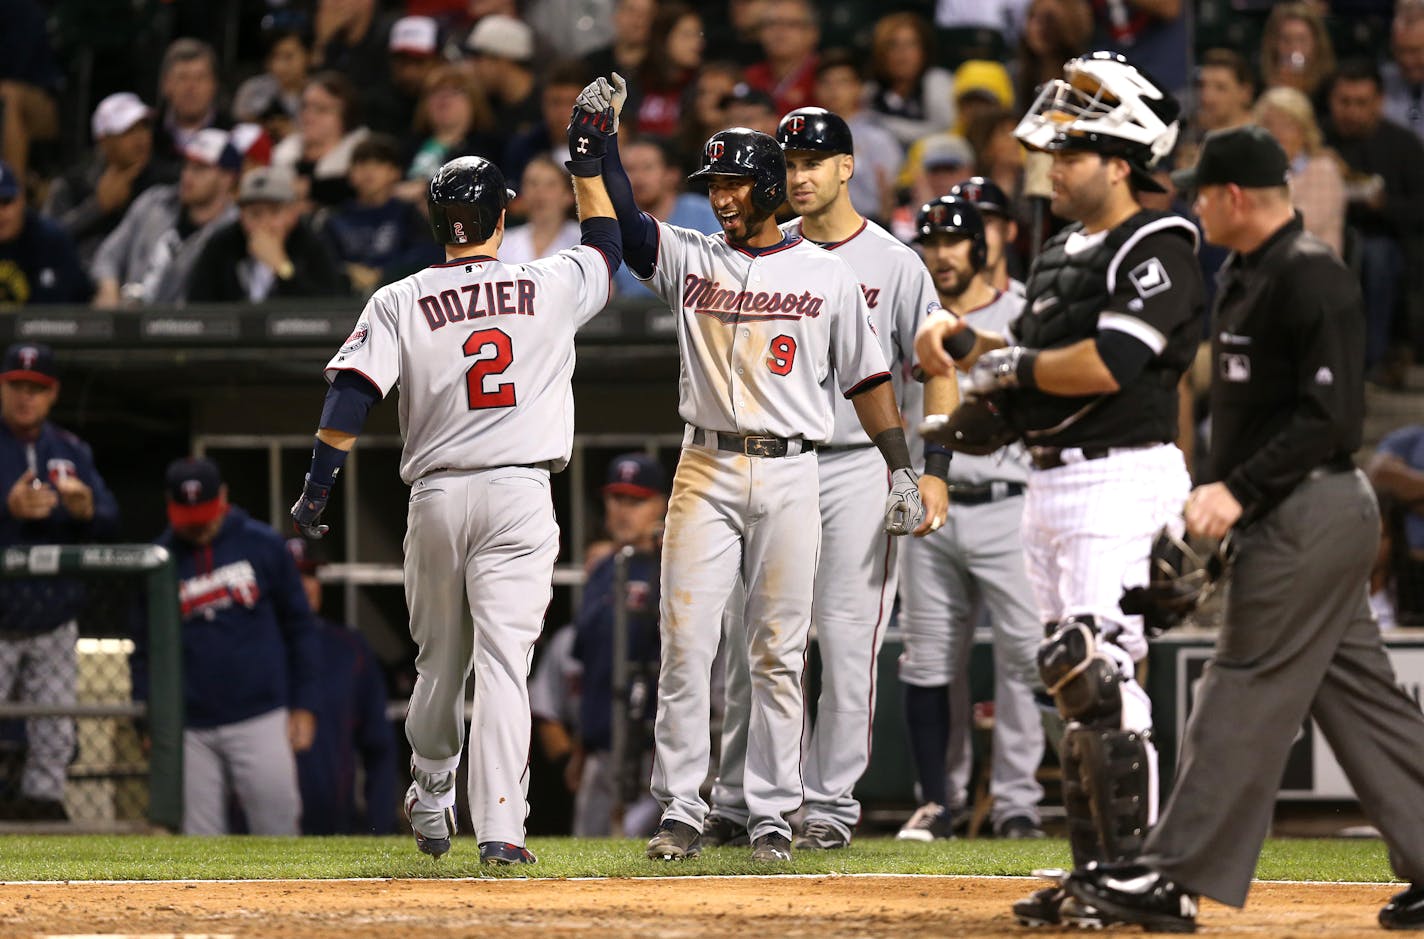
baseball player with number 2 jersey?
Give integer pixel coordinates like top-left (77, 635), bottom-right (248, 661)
top-left (289, 103), bottom-right (625, 866)
top-left (706, 108), bottom-right (943, 852)
top-left (573, 75), bottom-right (924, 864)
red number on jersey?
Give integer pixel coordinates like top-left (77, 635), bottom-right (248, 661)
top-left (464, 327), bottom-right (516, 409)
top-left (767, 335), bottom-right (797, 376)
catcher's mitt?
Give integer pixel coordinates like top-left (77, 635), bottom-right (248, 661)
top-left (918, 392), bottom-right (1019, 456)
top-left (1120, 524), bottom-right (1235, 635)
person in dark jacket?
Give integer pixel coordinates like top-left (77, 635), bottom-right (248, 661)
top-left (284, 537), bottom-right (397, 835)
top-left (135, 457), bottom-right (321, 835)
top-left (0, 342), bottom-right (118, 820)
top-left (185, 166), bottom-right (343, 303)
top-left (0, 160), bottom-right (90, 305)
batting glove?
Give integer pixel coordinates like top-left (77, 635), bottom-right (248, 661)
top-left (967, 345), bottom-right (1027, 395)
top-left (574, 73), bottom-right (628, 128)
top-left (566, 106), bottom-right (617, 176)
top-left (883, 467), bottom-right (925, 536)
top-left (290, 474), bottom-right (331, 539)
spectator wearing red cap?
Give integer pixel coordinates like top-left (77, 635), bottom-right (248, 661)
top-left (283, 538), bottom-right (397, 835)
top-left (90, 129), bottom-right (240, 308)
top-left (0, 342), bottom-right (118, 821)
top-left (131, 456), bottom-right (321, 835)
top-left (43, 93), bottom-right (165, 268)
top-left (0, 160), bottom-right (89, 305)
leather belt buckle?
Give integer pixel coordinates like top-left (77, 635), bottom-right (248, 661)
top-left (743, 436), bottom-right (786, 458)
top-left (991, 480), bottom-right (1008, 501)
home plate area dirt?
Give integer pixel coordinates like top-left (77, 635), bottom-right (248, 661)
top-left (0, 876), bottom-right (1401, 937)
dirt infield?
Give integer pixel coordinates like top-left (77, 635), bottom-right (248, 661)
top-left (0, 876), bottom-right (1402, 937)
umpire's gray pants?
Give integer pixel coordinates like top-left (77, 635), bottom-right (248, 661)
top-left (1141, 470), bottom-right (1424, 906)
top-left (0, 620), bottom-right (77, 803)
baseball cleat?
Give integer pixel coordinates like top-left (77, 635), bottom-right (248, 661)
top-left (750, 832), bottom-right (793, 862)
top-left (792, 818), bottom-right (850, 851)
top-left (646, 818), bottom-right (702, 860)
top-left (479, 841), bottom-right (537, 865)
top-left (701, 813), bottom-right (751, 847)
top-left (404, 783), bottom-right (456, 859)
top-left (1064, 863), bottom-right (1198, 933)
top-left (1013, 885), bottom-right (1067, 927)
top-left (996, 815), bottom-right (1046, 840)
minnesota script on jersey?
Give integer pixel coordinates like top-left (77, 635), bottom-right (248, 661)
top-left (637, 221), bottom-right (890, 440)
top-left (784, 218), bottom-right (941, 445)
top-left (327, 248), bottom-right (613, 483)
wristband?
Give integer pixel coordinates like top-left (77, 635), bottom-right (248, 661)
top-left (944, 323), bottom-right (978, 359)
top-left (565, 157), bottom-right (604, 178)
top-left (1014, 348), bottom-right (1040, 389)
top-left (924, 450), bottom-right (952, 481)
top-left (308, 437), bottom-right (349, 488)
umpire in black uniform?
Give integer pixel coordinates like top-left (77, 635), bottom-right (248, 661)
top-left (1065, 125), bottom-right (1424, 932)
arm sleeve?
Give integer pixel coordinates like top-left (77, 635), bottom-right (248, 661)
top-left (324, 290), bottom-right (401, 392)
top-left (1224, 265), bottom-right (1363, 515)
top-left (832, 267), bottom-right (893, 397)
top-left (1095, 232), bottom-right (1201, 372)
top-left (318, 370), bottom-right (382, 435)
top-left (601, 134), bottom-right (660, 278)
top-left (271, 539), bottom-right (323, 715)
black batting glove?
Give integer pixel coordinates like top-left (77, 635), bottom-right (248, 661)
top-left (290, 474), bottom-right (331, 539)
top-left (565, 106), bottom-right (616, 177)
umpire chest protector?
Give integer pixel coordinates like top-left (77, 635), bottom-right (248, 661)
top-left (1012, 210), bottom-right (1198, 447)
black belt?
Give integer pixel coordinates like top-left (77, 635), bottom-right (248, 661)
top-left (818, 442), bottom-right (876, 453)
top-left (947, 481), bottom-right (1025, 505)
top-left (691, 428), bottom-right (815, 458)
top-left (1028, 444), bottom-right (1157, 471)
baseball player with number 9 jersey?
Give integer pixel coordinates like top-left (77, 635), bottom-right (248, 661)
top-left (573, 73), bottom-right (924, 863)
top-left (290, 104), bottom-right (625, 866)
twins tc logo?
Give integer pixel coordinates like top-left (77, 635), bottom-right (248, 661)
top-left (180, 480), bottom-right (205, 504)
top-left (617, 460), bottom-right (639, 482)
top-left (707, 140), bottom-right (725, 160)
top-left (16, 346), bottom-right (39, 369)
top-left (785, 115), bottom-right (806, 134)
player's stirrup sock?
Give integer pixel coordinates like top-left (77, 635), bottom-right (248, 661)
top-left (903, 683), bottom-right (951, 807)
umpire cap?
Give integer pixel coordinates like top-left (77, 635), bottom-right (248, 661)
top-left (776, 107), bottom-right (854, 156)
top-left (427, 156), bottom-right (516, 246)
top-left (687, 127), bottom-right (787, 214)
top-left (948, 176), bottom-right (1012, 219)
top-left (913, 195), bottom-right (987, 270)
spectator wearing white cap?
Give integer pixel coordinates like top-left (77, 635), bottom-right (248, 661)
top-left (365, 15), bottom-right (443, 138)
top-left (90, 129), bottom-right (241, 308)
top-left (42, 92), bottom-right (165, 267)
top-left (185, 166), bottom-right (343, 303)
top-left (463, 14), bottom-right (543, 139)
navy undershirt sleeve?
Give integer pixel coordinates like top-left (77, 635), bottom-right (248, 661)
top-left (319, 370), bottom-right (382, 435)
top-left (602, 135), bottom-right (659, 278)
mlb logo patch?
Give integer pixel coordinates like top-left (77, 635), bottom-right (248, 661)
top-left (1220, 352), bottom-right (1251, 383)
top-left (1128, 257), bottom-right (1171, 298)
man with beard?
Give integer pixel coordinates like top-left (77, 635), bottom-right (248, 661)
top-left (915, 52), bottom-right (1202, 927)
top-left (894, 195), bottom-right (1046, 843)
top-left (701, 106), bottom-right (943, 852)
top-left (574, 74), bottom-right (924, 864)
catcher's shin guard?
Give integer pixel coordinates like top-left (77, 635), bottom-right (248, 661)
top-left (1062, 723), bottom-right (1152, 864)
top-left (1037, 616), bottom-right (1123, 726)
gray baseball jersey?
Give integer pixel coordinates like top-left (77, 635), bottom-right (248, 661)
top-left (637, 221), bottom-right (891, 439)
top-left (326, 249), bottom-right (614, 483)
top-left (782, 218), bottom-right (941, 446)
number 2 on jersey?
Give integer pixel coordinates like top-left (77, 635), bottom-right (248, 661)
top-left (767, 335), bottom-right (797, 376)
top-left (464, 327), bottom-right (516, 409)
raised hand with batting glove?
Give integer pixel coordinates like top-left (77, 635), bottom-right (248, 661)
top-left (566, 105), bottom-right (618, 177)
top-left (575, 72), bottom-right (628, 125)
top-left (884, 467), bottom-right (926, 535)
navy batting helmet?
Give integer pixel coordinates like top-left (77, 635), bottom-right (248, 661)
top-left (687, 127), bottom-right (787, 214)
top-left (948, 176), bottom-right (1011, 219)
top-left (776, 107), bottom-right (854, 155)
top-left (914, 196), bottom-right (987, 271)
top-left (427, 156), bottom-right (516, 246)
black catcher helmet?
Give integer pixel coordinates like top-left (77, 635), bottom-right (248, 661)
top-left (948, 176), bottom-right (1012, 219)
top-left (427, 156), bottom-right (516, 246)
top-left (776, 106), bottom-right (854, 156)
top-left (913, 195), bottom-right (987, 270)
top-left (687, 127), bottom-right (787, 214)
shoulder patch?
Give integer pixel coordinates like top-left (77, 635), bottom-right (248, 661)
top-left (1128, 257), bottom-right (1172, 299)
top-left (339, 322), bottom-right (370, 355)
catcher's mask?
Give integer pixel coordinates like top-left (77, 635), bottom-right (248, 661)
top-left (1119, 524), bottom-right (1236, 635)
top-left (918, 393), bottom-right (1018, 456)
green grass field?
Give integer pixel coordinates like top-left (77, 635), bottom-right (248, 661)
top-left (0, 835), bottom-right (1401, 884)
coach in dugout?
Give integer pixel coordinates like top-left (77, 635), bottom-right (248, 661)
top-left (132, 457), bottom-right (321, 835)
top-left (0, 342), bottom-right (118, 821)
